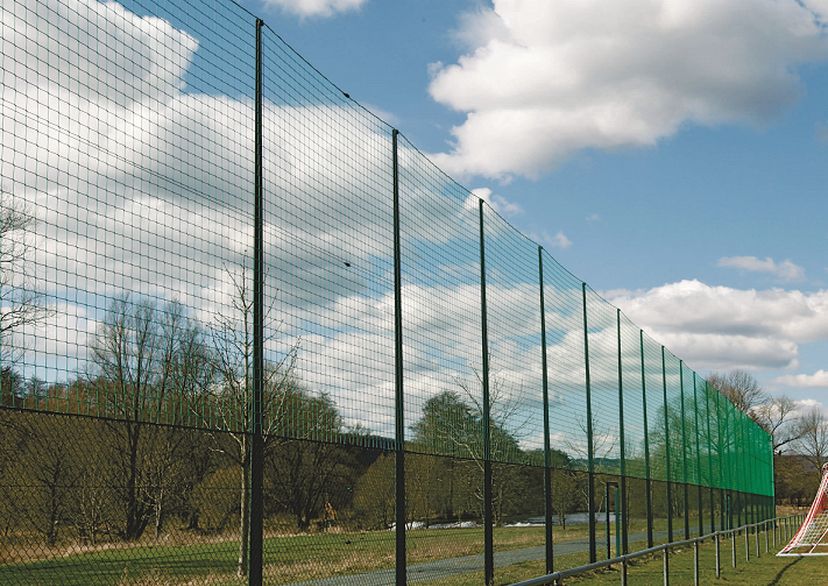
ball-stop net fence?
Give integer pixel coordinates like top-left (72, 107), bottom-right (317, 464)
top-left (0, 0), bottom-right (774, 584)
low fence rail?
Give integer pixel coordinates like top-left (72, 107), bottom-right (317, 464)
top-left (512, 514), bottom-right (804, 586)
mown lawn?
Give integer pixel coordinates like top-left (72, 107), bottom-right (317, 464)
top-left (0, 525), bottom-right (596, 585)
top-left (417, 520), bottom-right (825, 585)
top-left (570, 534), bottom-right (828, 586)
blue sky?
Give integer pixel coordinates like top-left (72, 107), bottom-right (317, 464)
top-left (238, 0), bottom-right (828, 413)
top-left (4, 0), bottom-right (826, 444)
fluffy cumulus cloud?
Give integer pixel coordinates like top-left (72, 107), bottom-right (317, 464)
top-left (429, 0), bottom-right (828, 179)
top-left (465, 187), bottom-right (522, 216)
top-left (0, 0), bottom-right (558, 441)
top-left (717, 256), bottom-right (805, 281)
top-left (262, 0), bottom-right (366, 19)
top-left (774, 370), bottom-right (828, 388)
top-left (545, 231), bottom-right (572, 250)
top-left (608, 280), bottom-right (828, 370)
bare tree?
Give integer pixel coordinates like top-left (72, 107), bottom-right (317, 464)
top-left (707, 370), bottom-right (765, 415)
top-left (797, 407), bottom-right (828, 474)
top-left (203, 265), bottom-right (299, 577)
top-left (753, 395), bottom-right (804, 454)
top-left (708, 371), bottom-right (804, 455)
top-left (0, 196), bottom-right (50, 367)
top-left (90, 297), bottom-right (205, 541)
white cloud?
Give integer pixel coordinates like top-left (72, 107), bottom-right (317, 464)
top-left (586, 213), bottom-right (601, 223)
top-left (608, 279), bottom-right (828, 370)
top-left (1, 0), bottom-right (555, 442)
top-left (775, 370), bottom-right (828, 388)
top-left (263, 0), bottom-right (366, 18)
top-left (466, 187), bottom-right (522, 216)
top-left (545, 231), bottom-right (572, 250)
top-left (429, 0), bottom-right (828, 179)
top-left (717, 256), bottom-right (805, 281)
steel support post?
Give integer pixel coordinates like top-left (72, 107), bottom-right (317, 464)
top-left (693, 541), bottom-right (700, 586)
top-left (679, 361), bottom-right (690, 540)
top-left (582, 283), bottom-right (597, 563)
top-left (616, 309), bottom-right (628, 554)
top-left (661, 346), bottom-right (673, 543)
top-left (605, 482), bottom-right (611, 560)
top-left (715, 533), bottom-right (721, 578)
top-left (478, 200), bottom-right (494, 586)
top-left (248, 19), bottom-right (265, 586)
top-left (640, 330), bottom-right (654, 548)
top-left (692, 372), bottom-right (704, 537)
top-left (538, 247), bottom-right (554, 574)
top-left (391, 129), bottom-right (407, 586)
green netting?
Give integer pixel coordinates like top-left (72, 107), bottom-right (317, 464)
top-left (584, 287), bottom-right (622, 476)
top-left (541, 253), bottom-right (590, 472)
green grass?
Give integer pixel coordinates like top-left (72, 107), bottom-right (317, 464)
top-left (0, 525), bottom-right (596, 585)
top-left (563, 533), bottom-right (828, 586)
top-left (4, 521), bottom-right (801, 585)
top-left (419, 537), bottom-right (828, 586)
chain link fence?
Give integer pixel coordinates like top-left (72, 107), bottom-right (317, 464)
top-left (0, 0), bottom-right (774, 584)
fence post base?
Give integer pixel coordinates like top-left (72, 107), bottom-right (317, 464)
top-left (693, 541), bottom-right (700, 586)
top-left (715, 533), bottom-right (721, 578)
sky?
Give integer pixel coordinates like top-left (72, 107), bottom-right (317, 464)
top-left (236, 0), bottom-right (828, 414)
top-left (2, 0), bottom-right (827, 448)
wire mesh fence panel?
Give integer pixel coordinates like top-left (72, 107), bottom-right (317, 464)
top-left (662, 351), bottom-right (687, 537)
top-left (490, 463), bottom-right (547, 581)
top-left (396, 137), bottom-right (487, 577)
top-left (1, 0), bottom-right (257, 431)
top-left (262, 440), bottom-right (395, 585)
top-left (481, 206), bottom-right (550, 578)
top-left (1, 0), bottom-right (776, 583)
top-left (0, 410), bottom-right (244, 585)
top-left (619, 314), bottom-right (646, 483)
top-left (540, 253), bottom-right (588, 473)
top-left (396, 136), bottom-right (482, 460)
top-left (583, 288), bottom-right (621, 477)
top-left (481, 206), bottom-right (544, 467)
top-left (404, 454), bottom-right (486, 583)
top-left (261, 25), bottom-right (396, 446)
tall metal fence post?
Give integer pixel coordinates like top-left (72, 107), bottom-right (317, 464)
top-left (478, 199), bottom-right (494, 586)
top-left (662, 548), bottom-right (670, 586)
top-left (616, 309), bottom-right (628, 554)
top-left (679, 361), bottom-right (689, 540)
top-left (692, 372), bottom-right (703, 537)
top-left (582, 283), bottom-right (597, 563)
top-left (715, 533), bottom-right (721, 578)
top-left (605, 483), bottom-right (611, 559)
top-left (693, 540), bottom-right (700, 586)
top-left (661, 346), bottom-right (673, 543)
top-left (703, 381), bottom-right (716, 532)
top-left (391, 129), bottom-right (406, 586)
top-left (249, 18), bottom-right (265, 586)
top-left (640, 330), bottom-right (654, 548)
top-left (538, 247), bottom-right (554, 574)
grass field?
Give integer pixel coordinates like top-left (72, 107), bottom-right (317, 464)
top-left (570, 534), bottom-right (828, 586)
top-left (3, 519), bottom-right (808, 585)
top-left (0, 525), bottom-right (594, 585)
